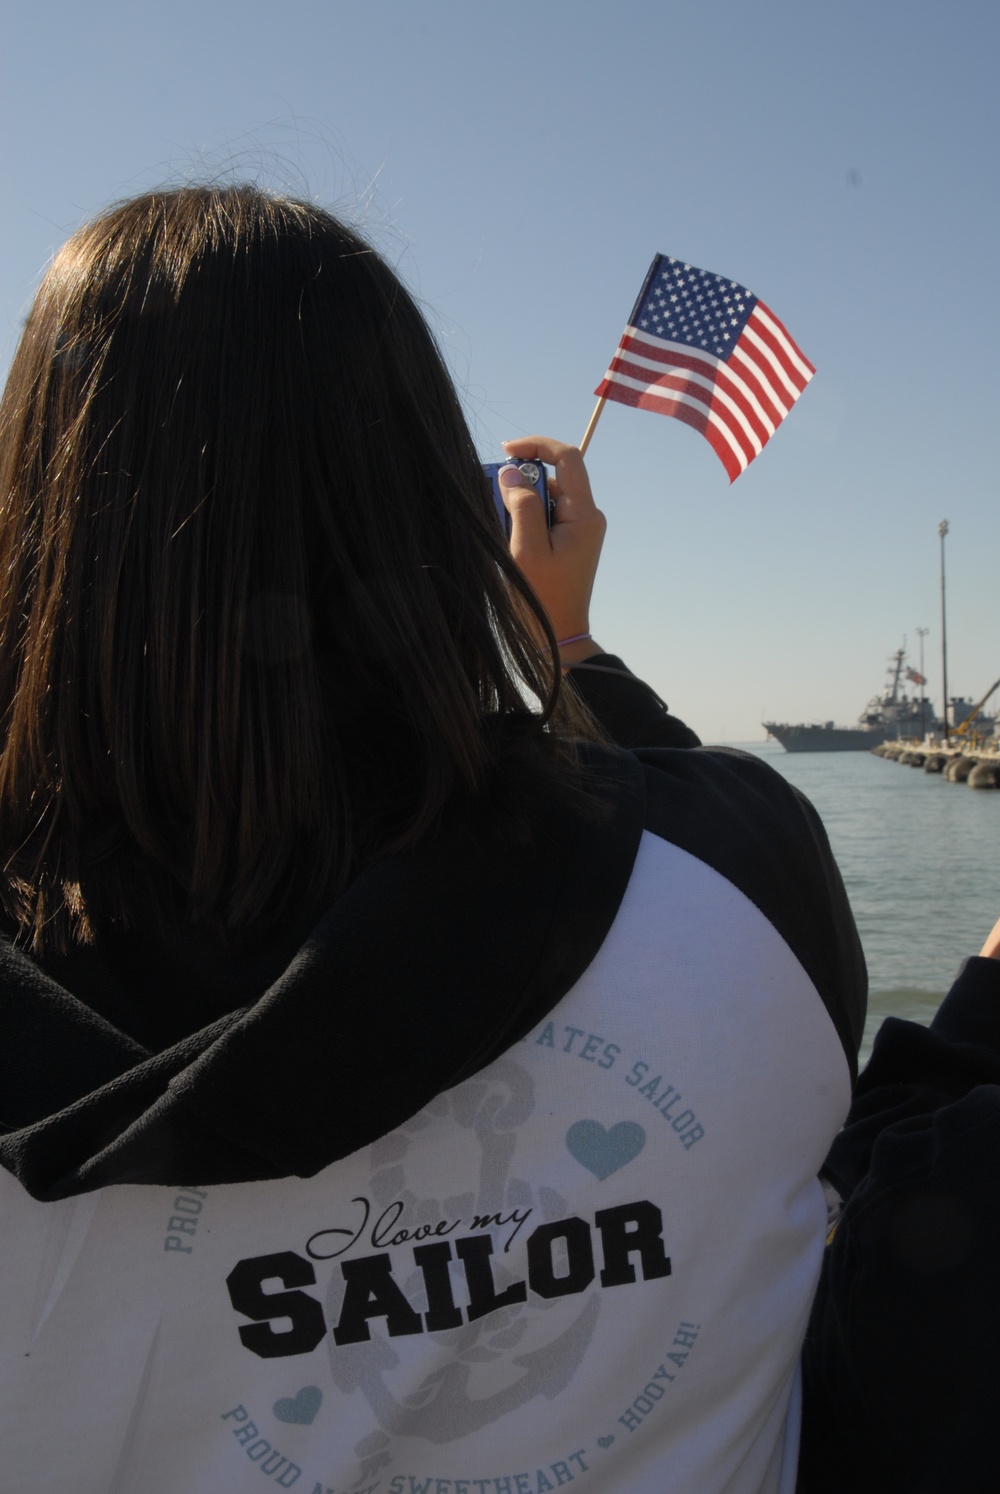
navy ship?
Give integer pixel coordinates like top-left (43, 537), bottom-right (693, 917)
top-left (764, 648), bottom-right (951, 753)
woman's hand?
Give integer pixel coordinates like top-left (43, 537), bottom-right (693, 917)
top-left (979, 915), bottom-right (1000, 960)
top-left (499, 436), bottom-right (607, 666)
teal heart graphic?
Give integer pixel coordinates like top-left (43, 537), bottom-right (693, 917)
top-left (566, 1120), bottom-right (645, 1180)
top-left (273, 1386), bottom-right (322, 1425)
top-left (598, 1435), bottom-right (615, 1449)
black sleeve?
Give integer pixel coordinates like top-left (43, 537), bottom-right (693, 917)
top-left (565, 653), bottom-right (702, 749)
top-left (634, 745), bottom-right (866, 1077)
top-left (569, 656), bottom-right (864, 1075)
top-left (799, 958), bottom-right (1000, 1493)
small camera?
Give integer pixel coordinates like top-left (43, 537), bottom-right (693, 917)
top-left (483, 460), bottom-right (551, 540)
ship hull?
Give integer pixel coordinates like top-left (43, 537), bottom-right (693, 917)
top-left (764, 723), bottom-right (885, 753)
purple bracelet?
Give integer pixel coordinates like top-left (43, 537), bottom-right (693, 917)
top-left (539, 632), bottom-right (592, 653)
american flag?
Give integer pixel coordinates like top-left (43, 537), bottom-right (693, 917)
top-left (594, 255), bottom-right (815, 481)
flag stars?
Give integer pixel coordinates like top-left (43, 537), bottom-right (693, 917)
top-left (634, 257), bottom-right (758, 354)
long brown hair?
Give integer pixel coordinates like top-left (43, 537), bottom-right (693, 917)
top-left (0, 186), bottom-right (579, 954)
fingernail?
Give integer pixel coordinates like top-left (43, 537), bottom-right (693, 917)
top-left (499, 464), bottom-right (525, 487)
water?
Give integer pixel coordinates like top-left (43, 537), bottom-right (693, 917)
top-left (735, 741), bottom-right (1000, 1062)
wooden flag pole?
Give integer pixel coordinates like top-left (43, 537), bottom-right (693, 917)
top-left (578, 396), bottom-right (607, 457)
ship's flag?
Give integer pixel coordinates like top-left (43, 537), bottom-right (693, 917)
top-left (594, 255), bottom-right (815, 481)
top-left (906, 667), bottom-right (928, 686)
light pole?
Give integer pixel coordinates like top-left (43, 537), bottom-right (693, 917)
top-left (939, 520), bottom-right (950, 742)
top-left (916, 626), bottom-right (929, 738)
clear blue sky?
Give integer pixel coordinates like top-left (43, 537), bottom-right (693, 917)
top-left (3, 0), bottom-right (997, 741)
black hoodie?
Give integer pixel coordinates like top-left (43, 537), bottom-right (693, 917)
top-left (0, 658), bottom-right (866, 1494)
top-left (0, 657), bottom-right (863, 1201)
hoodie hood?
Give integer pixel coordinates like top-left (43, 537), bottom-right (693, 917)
top-left (0, 746), bottom-right (646, 1201)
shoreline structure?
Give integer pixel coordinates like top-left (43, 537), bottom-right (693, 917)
top-left (873, 739), bottom-right (1000, 788)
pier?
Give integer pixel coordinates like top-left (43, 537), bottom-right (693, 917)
top-left (873, 740), bottom-right (1000, 788)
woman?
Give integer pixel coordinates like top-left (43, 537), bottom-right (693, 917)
top-left (0, 187), bottom-right (864, 1493)
top-left (799, 918), bottom-right (1000, 1493)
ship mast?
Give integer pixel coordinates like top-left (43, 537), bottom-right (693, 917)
top-left (888, 646), bottom-right (905, 705)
